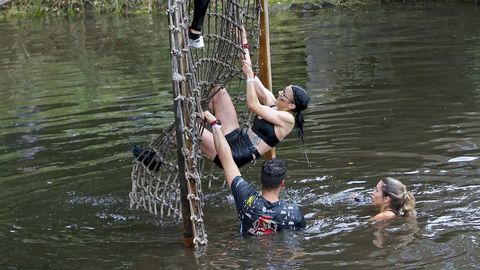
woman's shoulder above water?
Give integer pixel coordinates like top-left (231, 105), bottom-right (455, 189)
top-left (370, 210), bottom-right (397, 222)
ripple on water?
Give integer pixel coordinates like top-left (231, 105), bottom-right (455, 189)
top-left (1, 5), bottom-right (480, 269)
top-left (447, 156), bottom-right (478, 163)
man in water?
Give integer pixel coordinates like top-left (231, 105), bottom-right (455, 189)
top-left (208, 113), bottom-right (306, 234)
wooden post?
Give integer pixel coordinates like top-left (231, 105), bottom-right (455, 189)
top-left (174, 90), bottom-right (194, 247)
top-left (175, 70), bottom-right (195, 247)
top-left (174, 60), bottom-right (193, 247)
top-left (168, 0), bottom-right (194, 247)
top-left (258, 0), bottom-right (275, 160)
top-left (175, 110), bottom-right (194, 248)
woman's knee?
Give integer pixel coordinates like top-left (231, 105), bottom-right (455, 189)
top-left (200, 131), bottom-right (216, 160)
top-left (211, 87), bottom-right (230, 103)
top-left (209, 87), bottom-right (230, 112)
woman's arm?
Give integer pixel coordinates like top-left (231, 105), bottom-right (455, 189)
top-left (241, 59), bottom-right (293, 127)
top-left (240, 26), bottom-right (276, 107)
top-left (253, 77), bottom-right (276, 106)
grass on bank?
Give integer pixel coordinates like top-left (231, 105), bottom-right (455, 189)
top-left (0, 0), bottom-right (478, 17)
top-left (1, 0), bottom-right (161, 17)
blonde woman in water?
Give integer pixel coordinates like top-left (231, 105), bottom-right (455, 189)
top-left (371, 177), bottom-right (416, 221)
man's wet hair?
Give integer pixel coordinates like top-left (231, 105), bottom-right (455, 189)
top-left (261, 158), bottom-right (287, 190)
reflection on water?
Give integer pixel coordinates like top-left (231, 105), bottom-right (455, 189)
top-left (372, 218), bottom-right (419, 249)
top-left (1, 3), bottom-right (480, 269)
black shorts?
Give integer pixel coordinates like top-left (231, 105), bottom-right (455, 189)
top-left (213, 128), bottom-right (261, 168)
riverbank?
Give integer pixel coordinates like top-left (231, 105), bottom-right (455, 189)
top-left (1, 0), bottom-right (478, 17)
top-left (0, 0), bottom-right (161, 17)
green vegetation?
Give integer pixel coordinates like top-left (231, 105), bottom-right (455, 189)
top-left (0, 0), bottom-right (477, 17)
top-left (0, 0), bottom-right (163, 17)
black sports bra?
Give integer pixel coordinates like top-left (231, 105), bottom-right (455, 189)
top-left (251, 116), bottom-right (280, 148)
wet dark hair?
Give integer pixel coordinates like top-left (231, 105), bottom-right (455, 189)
top-left (291, 85), bottom-right (310, 144)
top-left (261, 158), bottom-right (287, 190)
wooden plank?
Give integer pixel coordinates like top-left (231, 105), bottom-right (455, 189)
top-left (168, 0), bottom-right (194, 247)
top-left (258, 0), bottom-right (275, 160)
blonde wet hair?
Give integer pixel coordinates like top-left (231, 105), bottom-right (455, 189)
top-left (381, 177), bottom-right (416, 216)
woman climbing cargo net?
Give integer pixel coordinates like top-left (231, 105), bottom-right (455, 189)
top-left (129, 0), bottom-right (262, 247)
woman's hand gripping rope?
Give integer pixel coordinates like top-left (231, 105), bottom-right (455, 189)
top-left (239, 25), bottom-right (254, 79)
top-left (241, 58), bottom-right (254, 79)
top-left (241, 25), bottom-right (248, 46)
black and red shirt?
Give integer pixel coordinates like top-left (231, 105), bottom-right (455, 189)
top-left (231, 176), bottom-right (306, 235)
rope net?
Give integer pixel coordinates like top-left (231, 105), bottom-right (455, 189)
top-left (130, 0), bottom-right (260, 246)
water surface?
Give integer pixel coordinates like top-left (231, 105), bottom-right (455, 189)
top-left (1, 4), bottom-right (480, 269)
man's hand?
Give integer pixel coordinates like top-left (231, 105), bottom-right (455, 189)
top-left (203, 111), bottom-right (216, 123)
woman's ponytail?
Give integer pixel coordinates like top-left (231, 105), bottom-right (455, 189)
top-left (402, 191), bottom-right (416, 217)
top-left (291, 85), bottom-right (310, 144)
top-left (382, 177), bottom-right (416, 217)
top-left (294, 111), bottom-right (305, 144)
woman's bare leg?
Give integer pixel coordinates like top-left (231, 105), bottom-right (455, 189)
top-left (201, 87), bottom-right (240, 160)
top-left (208, 87), bottom-right (240, 135)
top-left (200, 129), bottom-right (216, 160)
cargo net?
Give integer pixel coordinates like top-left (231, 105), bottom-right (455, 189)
top-left (130, 0), bottom-right (260, 246)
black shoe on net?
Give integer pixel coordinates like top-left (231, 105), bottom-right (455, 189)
top-left (132, 145), bottom-right (163, 171)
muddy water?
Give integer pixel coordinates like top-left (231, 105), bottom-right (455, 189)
top-left (1, 3), bottom-right (479, 269)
